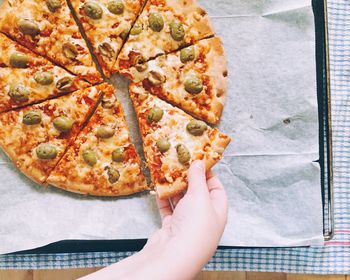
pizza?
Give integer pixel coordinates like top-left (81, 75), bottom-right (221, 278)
top-left (0, 84), bottom-right (104, 184)
top-left (70, 0), bottom-right (146, 77)
top-left (113, 0), bottom-right (214, 72)
top-left (0, 0), bottom-right (102, 84)
top-left (129, 83), bottom-right (231, 199)
top-left (47, 84), bottom-right (148, 196)
top-left (0, 33), bottom-right (89, 113)
top-left (121, 37), bottom-right (227, 124)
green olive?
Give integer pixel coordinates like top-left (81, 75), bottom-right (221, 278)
top-left (10, 52), bottom-right (29, 68)
top-left (135, 62), bottom-right (148, 72)
top-left (106, 166), bottom-right (120, 183)
top-left (56, 76), bottom-right (73, 91)
top-left (186, 120), bottom-right (207, 136)
top-left (119, 29), bottom-right (128, 40)
top-left (53, 116), bottom-right (73, 132)
top-left (101, 97), bottom-right (115, 109)
top-left (98, 42), bottom-right (115, 60)
top-left (180, 46), bottom-right (195, 63)
top-left (170, 19), bottom-right (185, 41)
top-left (8, 84), bottom-right (29, 103)
top-left (82, 149), bottom-right (97, 166)
top-left (130, 22), bottom-right (143, 35)
top-left (176, 144), bottom-right (191, 164)
top-left (36, 144), bottom-right (57, 160)
top-left (96, 125), bottom-right (115, 139)
top-left (112, 147), bottom-right (125, 162)
top-left (184, 75), bottom-right (203, 94)
top-left (148, 13), bottom-right (164, 32)
top-left (107, 0), bottom-right (124, 14)
top-left (22, 110), bottom-right (42, 125)
top-left (148, 70), bottom-right (166, 85)
top-left (46, 0), bottom-right (61, 12)
top-left (34, 71), bottom-right (54, 85)
top-left (62, 42), bottom-right (78, 60)
top-left (156, 139), bottom-right (170, 153)
top-left (84, 1), bottom-right (103, 19)
top-left (18, 19), bottom-right (40, 36)
top-left (147, 107), bottom-right (163, 123)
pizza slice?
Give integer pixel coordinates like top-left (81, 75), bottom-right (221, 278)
top-left (121, 37), bottom-right (227, 124)
top-left (0, 33), bottom-right (89, 113)
top-left (0, 0), bottom-right (102, 84)
top-left (47, 84), bottom-right (148, 196)
top-left (129, 83), bottom-right (230, 199)
top-left (113, 0), bottom-right (214, 72)
top-left (0, 84), bottom-right (105, 184)
top-left (69, 0), bottom-right (146, 77)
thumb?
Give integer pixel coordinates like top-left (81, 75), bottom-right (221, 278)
top-left (186, 160), bottom-right (209, 197)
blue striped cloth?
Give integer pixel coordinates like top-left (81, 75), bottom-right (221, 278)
top-left (1, 0), bottom-right (350, 273)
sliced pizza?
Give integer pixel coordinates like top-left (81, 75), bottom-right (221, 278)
top-left (129, 83), bottom-right (230, 199)
top-left (121, 37), bottom-right (227, 124)
top-left (0, 0), bottom-right (102, 84)
top-left (113, 0), bottom-right (214, 72)
top-left (0, 33), bottom-right (89, 113)
top-left (69, 0), bottom-right (146, 77)
top-left (47, 84), bottom-right (148, 196)
top-left (0, 84), bottom-right (105, 184)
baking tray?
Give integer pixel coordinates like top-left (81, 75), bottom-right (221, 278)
top-left (7, 0), bottom-right (334, 255)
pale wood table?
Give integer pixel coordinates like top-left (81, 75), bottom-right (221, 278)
top-left (0, 270), bottom-right (348, 279)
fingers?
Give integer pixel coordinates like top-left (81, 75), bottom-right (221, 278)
top-left (186, 160), bottom-right (209, 197)
top-left (170, 193), bottom-right (184, 209)
top-left (156, 196), bottom-right (173, 220)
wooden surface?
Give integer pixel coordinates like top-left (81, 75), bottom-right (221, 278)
top-left (0, 270), bottom-right (348, 280)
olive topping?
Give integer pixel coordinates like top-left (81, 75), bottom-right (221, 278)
top-left (62, 42), bottom-right (78, 60)
top-left (180, 46), bottom-right (195, 63)
top-left (119, 29), bottom-right (128, 40)
top-left (156, 139), bottom-right (170, 153)
top-left (56, 77), bottom-right (73, 91)
top-left (36, 144), bottom-right (57, 160)
top-left (98, 42), bottom-right (115, 60)
top-left (34, 71), bottom-right (54, 85)
top-left (46, 0), bottom-right (61, 12)
top-left (176, 144), bottom-right (191, 164)
top-left (8, 84), bottom-right (29, 103)
top-left (184, 75), bottom-right (203, 94)
top-left (84, 1), bottom-right (103, 19)
top-left (106, 166), bottom-right (120, 183)
top-left (148, 13), bottom-right (164, 32)
top-left (82, 149), bottom-right (97, 166)
top-left (53, 116), bottom-right (73, 132)
top-left (147, 107), bottom-right (163, 123)
top-left (107, 0), bottom-right (124, 14)
top-left (18, 19), bottom-right (40, 36)
top-left (135, 62), bottom-right (148, 72)
top-left (96, 125), bottom-right (115, 139)
top-left (22, 110), bottom-right (42, 125)
top-left (148, 70), bottom-right (166, 86)
top-left (170, 19), bottom-right (185, 41)
top-left (130, 22), bottom-right (143, 35)
top-left (112, 147), bottom-right (125, 162)
top-left (10, 52), bottom-right (29, 68)
top-left (186, 120), bottom-right (207, 136)
top-left (101, 96), bottom-right (115, 109)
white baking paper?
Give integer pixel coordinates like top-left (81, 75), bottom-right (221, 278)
top-left (0, 0), bottom-right (323, 254)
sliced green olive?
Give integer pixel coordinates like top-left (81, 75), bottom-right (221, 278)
top-left (148, 13), bottom-right (164, 32)
top-left (106, 166), bottom-right (120, 183)
top-left (18, 19), bottom-right (40, 36)
top-left (46, 0), bottom-right (61, 12)
top-left (119, 29), bottom-right (128, 40)
top-left (186, 120), bottom-right (207, 136)
top-left (184, 75), bottom-right (203, 94)
top-left (98, 42), bottom-right (115, 60)
top-left (10, 52), bottom-right (29, 68)
top-left (112, 147), bottom-right (125, 162)
top-left (53, 116), bottom-right (73, 132)
top-left (170, 19), bottom-right (185, 41)
top-left (22, 110), bottom-right (42, 125)
top-left (101, 96), bottom-right (115, 109)
top-left (36, 144), bottom-right (57, 160)
top-left (82, 149), bottom-right (97, 166)
top-left (156, 139), bottom-right (170, 153)
top-left (56, 76), bottom-right (74, 91)
top-left (130, 22), bottom-right (143, 35)
top-left (8, 84), bottom-right (29, 103)
top-left (180, 46), bottom-right (195, 63)
top-left (147, 107), bottom-right (163, 123)
top-left (135, 62), bottom-right (148, 72)
top-left (84, 1), bottom-right (103, 19)
top-left (107, 0), bottom-right (124, 14)
top-left (34, 71), bottom-right (54, 85)
top-left (62, 42), bottom-right (78, 60)
top-left (148, 70), bottom-right (166, 85)
top-left (176, 144), bottom-right (191, 164)
top-left (96, 125), bottom-right (115, 139)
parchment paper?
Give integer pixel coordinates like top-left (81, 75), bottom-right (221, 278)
top-left (0, 0), bottom-right (323, 254)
